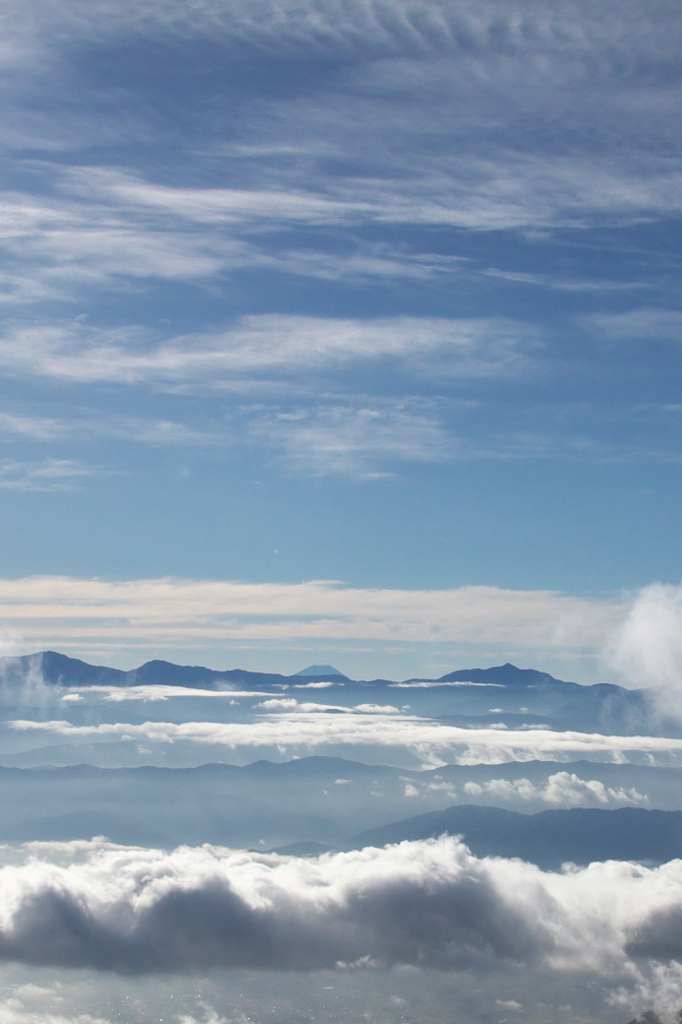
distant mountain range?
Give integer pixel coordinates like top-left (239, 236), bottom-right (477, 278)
top-left (0, 755), bottom-right (680, 859)
top-left (4, 650), bottom-right (353, 689)
top-left (0, 757), bottom-right (675, 868)
top-left (0, 650), bottom-right (598, 689)
top-left (0, 650), bottom-right (675, 737)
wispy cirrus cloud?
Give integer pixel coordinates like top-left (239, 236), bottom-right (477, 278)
top-left (0, 187), bottom-right (247, 301)
top-left (0, 413), bottom-right (67, 440)
top-left (585, 309), bottom-right (682, 341)
top-left (0, 0), bottom-right (678, 272)
top-left (251, 401), bottom-right (453, 477)
top-left (0, 315), bottom-right (534, 385)
top-left (2, 399), bottom-right (678, 479)
top-left (0, 411), bottom-right (226, 447)
top-left (0, 153), bottom-right (679, 305)
top-left (0, 458), bottom-right (96, 491)
top-left (0, 177), bottom-right (491, 301)
top-left (64, 157), bottom-right (682, 238)
top-left (0, 0), bottom-right (674, 62)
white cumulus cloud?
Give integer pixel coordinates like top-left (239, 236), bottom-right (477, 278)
top-left (462, 772), bottom-right (648, 807)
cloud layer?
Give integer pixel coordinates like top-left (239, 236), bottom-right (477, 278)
top-left (0, 836), bottom-right (679, 977)
top-left (0, 0), bottom-right (679, 496)
top-left (0, 315), bottom-right (531, 384)
top-left (12, 709), bottom-right (682, 765)
top-left (0, 575), bottom-right (622, 652)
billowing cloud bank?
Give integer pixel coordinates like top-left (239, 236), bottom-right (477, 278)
top-left (609, 584), bottom-right (682, 716)
top-left (0, 837), bottom-right (680, 976)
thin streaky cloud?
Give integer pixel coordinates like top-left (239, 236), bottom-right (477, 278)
top-left (67, 169), bottom-right (375, 225)
top-left (64, 684), bottom-right (282, 701)
top-left (389, 680), bottom-right (504, 687)
top-left (0, 151), bottom-right (673, 311)
top-left (252, 402), bottom-right (453, 478)
top-left (0, 316), bottom-right (533, 384)
top-left (480, 268), bottom-right (650, 292)
top-left (0, 190), bottom-right (240, 280)
top-left (0, 575), bottom-right (624, 651)
top-left (65, 159), bottom-right (682, 232)
top-left (266, 246), bottom-right (471, 284)
top-left (0, 154), bottom-right (678, 305)
top-left (10, 712), bottom-right (682, 764)
top-left (0, 412), bottom-right (66, 440)
top-left (585, 309), bottom-right (682, 340)
top-left (0, 410), bottom-right (229, 447)
top-left (0, 458), bottom-right (96, 491)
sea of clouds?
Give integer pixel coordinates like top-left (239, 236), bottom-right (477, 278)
top-left (0, 835), bottom-right (679, 975)
top-left (0, 837), bottom-right (678, 1023)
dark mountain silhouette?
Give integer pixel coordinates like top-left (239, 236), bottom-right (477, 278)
top-left (0, 651), bottom-right (675, 736)
top-left (11, 651), bottom-right (127, 687)
top-left (436, 663), bottom-right (572, 687)
top-left (0, 650), bottom-right (589, 690)
top-left (0, 651), bottom-right (303, 690)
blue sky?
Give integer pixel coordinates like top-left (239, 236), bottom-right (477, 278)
top-left (1, 0), bottom-right (682, 677)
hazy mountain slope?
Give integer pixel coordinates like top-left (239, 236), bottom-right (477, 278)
top-left (0, 757), bottom-right (678, 849)
top-left (344, 805), bottom-right (682, 868)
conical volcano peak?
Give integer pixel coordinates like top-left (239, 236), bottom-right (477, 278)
top-left (293, 664), bottom-right (345, 677)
